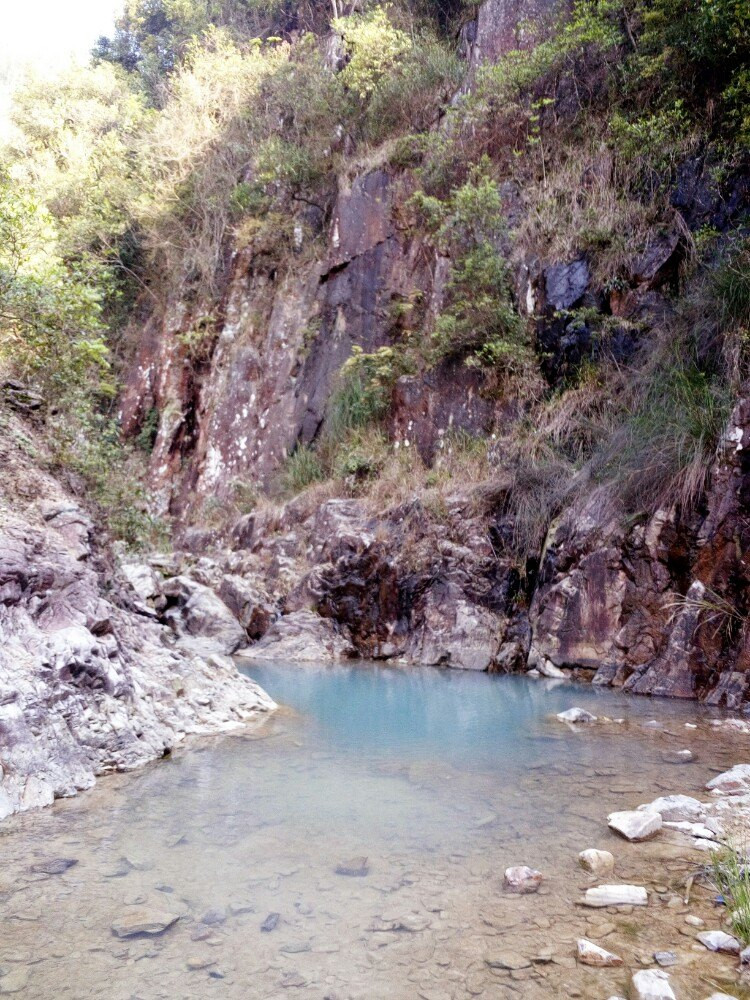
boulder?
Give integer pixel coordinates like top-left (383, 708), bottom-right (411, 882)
top-left (631, 969), bottom-right (676, 1000)
top-left (579, 849), bottom-right (615, 875)
top-left (217, 574), bottom-right (276, 639)
top-left (577, 938), bottom-right (623, 967)
top-left (706, 765), bottom-right (750, 795)
top-left (238, 611), bottom-right (355, 662)
top-left (583, 885), bottom-right (648, 907)
top-left (161, 576), bottom-right (247, 655)
top-left (608, 810), bottom-right (662, 842)
top-left (696, 930), bottom-right (741, 954)
top-left (121, 562), bottom-right (160, 603)
top-left (638, 794), bottom-right (705, 823)
top-left (556, 707), bottom-right (597, 724)
top-left (503, 866), bottom-right (543, 894)
top-left (543, 259), bottom-right (590, 311)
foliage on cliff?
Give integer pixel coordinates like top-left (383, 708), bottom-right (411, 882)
top-left (0, 0), bottom-right (749, 548)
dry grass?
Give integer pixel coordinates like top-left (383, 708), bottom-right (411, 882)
top-left (513, 134), bottom-right (669, 284)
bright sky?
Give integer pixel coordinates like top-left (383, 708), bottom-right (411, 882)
top-left (0, 0), bottom-right (124, 74)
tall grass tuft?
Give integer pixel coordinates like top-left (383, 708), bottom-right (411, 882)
top-left (711, 845), bottom-right (750, 945)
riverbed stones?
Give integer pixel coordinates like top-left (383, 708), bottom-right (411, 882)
top-left (111, 908), bottom-right (180, 938)
top-left (485, 952), bottom-right (531, 970)
top-left (579, 849), bottom-right (615, 874)
top-left (576, 939), bottom-right (623, 967)
top-left (706, 764), bottom-right (750, 794)
top-left (696, 930), bottom-right (741, 954)
top-left (653, 951), bottom-right (677, 967)
top-left (503, 866), bottom-right (543, 893)
top-left (638, 795), bottom-right (705, 823)
top-left (335, 857), bottom-right (369, 877)
top-left (583, 885), bottom-right (648, 907)
top-left (30, 858), bottom-right (78, 876)
top-left (261, 912), bottom-right (280, 932)
top-left (0, 968), bottom-right (29, 995)
top-left (556, 708), bottom-right (597, 723)
top-left (608, 810), bottom-right (662, 842)
top-left (631, 969), bottom-right (676, 1000)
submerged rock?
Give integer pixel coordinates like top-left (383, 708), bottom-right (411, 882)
top-left (556, 707), bottom-right (597, 724)
top-left (503, 865), bottom-right (543, 893)
top-left (335, 857), bottom-right (369, 877)
top-left (111, 908), bottom-right (180, 938)
top-left (608, 809), bottom-right (662, 842)
top-left (576, 938), bottom-right (623, 967)
top-left (30, 858), bottom-right (78, 876)
top-left (484, 952), bottom-right (531, 970)
top-left (261, 912), bottom-right (280, 932)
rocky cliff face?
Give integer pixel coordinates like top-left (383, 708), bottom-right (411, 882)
top-left (0, 414), bottom-right (275, 819)
top-left (112, 0), bottom-right (750, 710)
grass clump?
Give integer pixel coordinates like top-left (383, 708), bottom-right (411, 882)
top-left (711, 845), bottom-right (750, 945)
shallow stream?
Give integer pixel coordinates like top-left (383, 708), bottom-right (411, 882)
top-left (3, 662), bottom-right (750, 999)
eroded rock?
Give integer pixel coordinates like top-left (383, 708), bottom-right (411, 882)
top-left (576, 938), bottom-right (623, 967)
top-left (608, 810), bottom-right (662, 842)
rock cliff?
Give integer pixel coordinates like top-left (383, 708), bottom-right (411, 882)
top-left (111, 0), bottom-right (750, 710)
top-left (0, 414), bottom-right (275, 819)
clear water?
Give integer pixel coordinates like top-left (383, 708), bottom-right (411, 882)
top-left (2, 662), bottom-right (749, 1000)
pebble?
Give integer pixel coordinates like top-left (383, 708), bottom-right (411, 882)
top-left (696, 930), bottom-right (741, 954)
top-left (685, 915), bottom-right (705, 927)
top-left (200, 908), bottom-right (227, 925)
top-left (503, 866), bottom-right (543, 894)
top-left (576, 939), bottom-right (623, 967)
top-left (261, 912), bottom-right (281, 932)
top-left (579, 849), bottom-right (614, 875)
top-left (653, 951), bottom-right (677, 967)
top-left (186, 957), bottom-right (216, 971)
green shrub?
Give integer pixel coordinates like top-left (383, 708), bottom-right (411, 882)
top-left (596, 356), bottom-right (731, 513)
top-left (329, 346), bottom-right (412, 436)
top-left (281, 443), bottom-right (325, 494)
top-left (712, 240), bottom-right (750, 332)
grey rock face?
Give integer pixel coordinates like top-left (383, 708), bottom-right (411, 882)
top-left (0, 419), bottom-right (275, 820)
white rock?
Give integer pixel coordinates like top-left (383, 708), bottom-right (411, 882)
top-left (579, 849), bottom-right (615, 875)
top-left (662, 820), bottom-right (716, 839)
top-left (576, 938), bottom-right (623, 967)
top-left (556, 707), bottom-right (597, 723)
top-left (503, 866), bottom-right (543, 894)
top-left (539, 659), bottom-right (566, 678)
top-left (583, 884), bottom-right (648, 907)
top-left (696, 930), bottom-right (741, 954)
top-left (703, 994), bottom-right (739, 999)
top-left (706, 764), bottom-right (750, 794)
top-left (631, 969), bottom-right (676, 1000)
top-left (608, 809), bottom-right (662, 842)
top-left (638, 794), bottom-right (705, 823)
